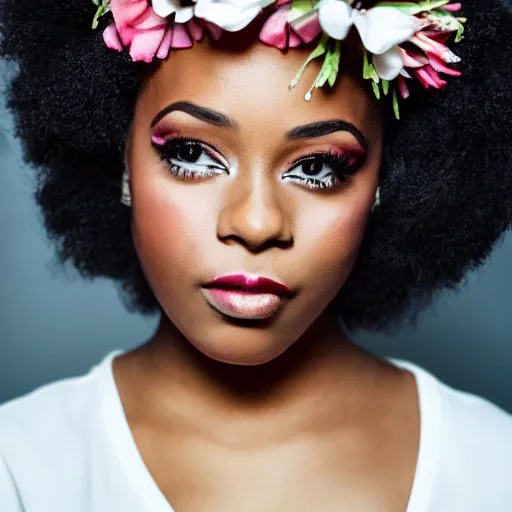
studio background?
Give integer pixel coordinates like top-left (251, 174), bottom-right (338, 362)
top-left (1, 77), bottom-right (511, 413)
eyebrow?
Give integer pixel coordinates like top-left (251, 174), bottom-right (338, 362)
top-left (151, 101), bottom-right (368, 151)
top-left (151, 101), bottom-right (238, 129)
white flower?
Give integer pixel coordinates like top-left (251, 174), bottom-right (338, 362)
top-left (318, 0), bottom-right (425, 80)
top-left (317, 0), bottom-right (352, 40)
top-left (152, 0), bottom-right (196, 23)
top-left (194, 0), bottom-right (275, 32)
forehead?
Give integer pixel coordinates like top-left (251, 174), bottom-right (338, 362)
top-left (139, 34), bottom-right (379, 136)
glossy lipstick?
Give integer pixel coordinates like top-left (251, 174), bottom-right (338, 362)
top-left (201, 274), bottom-right (292, 320)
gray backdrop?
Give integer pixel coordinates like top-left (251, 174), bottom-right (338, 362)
top-left (1, 87), bottom-right (511, 413)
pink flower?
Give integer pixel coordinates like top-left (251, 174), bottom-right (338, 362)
top-left (397, 75), bottom-right (410, 99)
top-left (259, 7), bottom-right (301, 49)
top-left (103, 23), bottom-right (124, 52)
top-left (443, 3), bottom-right (462, 12)
top-left (105, 0), bottom-right (169, 62)
top-left (399, 48), bottom-right (429, 68)
top-left (413, 65), bottom-right (447, 89)
top-left (409, 31), bottom-right (460, 64)
top-left (403, 29), bottom-right (462, 91)
top-left (259, 5), bottom-right (321, 50)
top-left (102, 0), bottom-right (225, 62)
top-left (427, 52), bottom-right (462, 77)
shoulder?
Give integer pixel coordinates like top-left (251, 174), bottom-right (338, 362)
top-left (393, 358), bottom-right (512, 508)
top-left (0, 361), bottom-right (101, 438)
top-left (0, 352), bottom-right (122, 511)
top-left (392, 358), bottom-right (512, 447)
top-left (436, 376), bottom-right (512, 474)
top-left (0, 352), bottom-right (118, 482)
top-left (418, 365), bottom-right (512, 462)
top-left (435, 377), bottom-right (512, 508)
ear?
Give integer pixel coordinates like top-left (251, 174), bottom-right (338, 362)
top-left (121, 130), bottom-right (132, 207)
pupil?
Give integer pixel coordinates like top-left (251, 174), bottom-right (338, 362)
top-left (302, 157), bottom-right (323, 176)
top-left (178, 142), bottom-right (202, 162)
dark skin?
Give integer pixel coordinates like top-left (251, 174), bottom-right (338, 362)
top-left (114, 28), bottom-right (419, 511)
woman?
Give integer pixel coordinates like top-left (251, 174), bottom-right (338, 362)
top-left (0, 0), bottom-right (511, 510)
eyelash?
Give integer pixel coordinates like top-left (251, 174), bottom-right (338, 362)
top-left (151, 135), bottom-right (362, 190)
top-left (288, 150), bottom-right (359, 190)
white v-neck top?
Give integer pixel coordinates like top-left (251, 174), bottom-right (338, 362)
top-left (1, 350), bottom-right (511, 511)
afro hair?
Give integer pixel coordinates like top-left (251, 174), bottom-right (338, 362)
top-left (1, 0), bottom-right (511, 334)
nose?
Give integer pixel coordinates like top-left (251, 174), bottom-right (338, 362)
top-left (217, 171), bottom-right (293, 252)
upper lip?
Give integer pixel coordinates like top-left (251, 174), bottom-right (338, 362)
top-left (202, 274), bottom-right (293, 296)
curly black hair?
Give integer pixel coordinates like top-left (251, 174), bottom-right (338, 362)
top-left (1, 0), bottom-right (511, 334)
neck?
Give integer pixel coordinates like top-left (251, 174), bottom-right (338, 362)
top-left (125, 311), bottom-right (381, 425)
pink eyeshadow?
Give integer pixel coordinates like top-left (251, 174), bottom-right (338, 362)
top-left (151, 135), bottom-right (166, 145)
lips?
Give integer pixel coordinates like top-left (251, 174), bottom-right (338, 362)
top-left (202, 274), bottom-right (292, 296)
top-left (200, 274), bottom-right (293, 320)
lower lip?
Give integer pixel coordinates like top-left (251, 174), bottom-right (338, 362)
top-left (201, 288), bottom-right (286, 320)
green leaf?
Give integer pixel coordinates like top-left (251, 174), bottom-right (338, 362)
top-left (315, 60), bottom-right (331, 89)
top-left (92, 5), bottom-right (105, 29)
top-left (382, 79), bottom-right (389, 96)
top-left (363, 50), bottom-right (371, 80)
top-left (327, 41), bottom-right (341, 87)
top-left (392, 88), bottom-right (400, 120)
top-left (91, 0), bottom-right (111, 29)
top-left (290, 0), bottom-right (315, 19)
top-left (290, 33), bottom-right (329, 89)
top-left (455, 21), bottom-right (465, 43)
top-left (314, 43), bottom-right (337, 90)
top-left (372, 81), bottom-right (381, 100)
top-left (369, 63), bottom-right (380, 84)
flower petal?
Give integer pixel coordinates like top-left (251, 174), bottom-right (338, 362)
top-left (103, 23), bottom-right (124, 52)
top-left (156, 26), bottom-right (174, 58)
top-left (373, 46), bottom-right (404, 80)
top-left (399, 48), bottom-right (428, 68)
top-left (202, 20), bottom-right (224, 40)
top-left (290, 11), bottom-right (322, 44)
top-left (152, 0), bottom-right (181, 18)
top-left (410, 32), bottom-right (460, 63)
top-left (318, 0), bottom-right (353, 40)
top-left (427, 52), bottom-right (462, 76)
top-left (187, 18), bottom-right (204, 41)
top-left (170, 22), bottom-right (194, 47)
top-left (288, 29), bottom-right (302, 47)
top-left (259, 8), bottom-right (290, 49)
top-left (352, 6), bottom-right (424, 54)
top-left (129, 28), bottom-right (167, 61)
top-left (413, 65), bottom-right (446, 89)
top-left (194, 0), bottom-right (262, 31)
top-left (175, 6), bottom-right (195, 23)
top-left (109, 0), bottom-right (167, 49)
top-left (397, 74), bottom-right (410, 99)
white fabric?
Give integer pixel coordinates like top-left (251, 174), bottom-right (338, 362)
top-left (1, 350), bottom-right (511, 511)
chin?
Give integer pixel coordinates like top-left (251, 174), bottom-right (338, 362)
top-left (187, 326), bottom-right (295, 366)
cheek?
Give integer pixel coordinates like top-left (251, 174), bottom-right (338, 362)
top-left (294, 195), bottom-right (370, 294)
top-left (131, 175), bottom-right (215, 284)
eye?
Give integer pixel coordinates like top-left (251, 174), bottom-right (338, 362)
top-left (151, 136), bottom-right (227, 181)
top-left (283, 151), bottom-right (362, 190)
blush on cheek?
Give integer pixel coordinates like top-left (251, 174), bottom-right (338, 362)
top-left (131, 184), bottom-right (193, 270)
top-left (306, 203), bottom-right (368, 287)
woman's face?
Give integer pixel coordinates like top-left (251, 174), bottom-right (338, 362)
top-left (128, 34), bottom-right (382, 365)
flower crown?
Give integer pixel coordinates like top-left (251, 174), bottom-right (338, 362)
top-left (91, 0), bottom-right (466, 119)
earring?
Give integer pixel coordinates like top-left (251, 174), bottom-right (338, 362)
top-left (120, 168), bottom-right (132, 207)
top-left (371, 186), bottom-right (380, 213)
